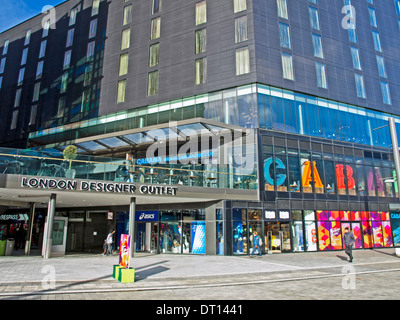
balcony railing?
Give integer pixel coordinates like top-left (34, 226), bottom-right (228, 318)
top-left (0, 148), bottom-right (258, 190)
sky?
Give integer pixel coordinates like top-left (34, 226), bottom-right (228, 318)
top-left (0, 0), bottom-right (67, 33)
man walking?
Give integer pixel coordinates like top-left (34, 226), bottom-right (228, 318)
top-left (106, 230), bottom-right (115, 256)
top-left (250, 231), bottom-right (262, 258)
top-left (343, 227), bottom-right (355, 263)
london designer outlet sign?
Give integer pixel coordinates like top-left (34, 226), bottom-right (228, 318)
top-left (21, 177), bottom-right (178, 196)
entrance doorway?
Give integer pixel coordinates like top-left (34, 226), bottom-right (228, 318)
top-left (136, 222), bottom-right (158, 253)
top-left (264, 222), bottom-right (291, 253)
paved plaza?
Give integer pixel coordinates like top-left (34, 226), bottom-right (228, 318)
top-left (0, 248), bottom-right (399, 301)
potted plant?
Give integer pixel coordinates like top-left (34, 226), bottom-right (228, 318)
top-left (63, 145), bottom-right (77, 178)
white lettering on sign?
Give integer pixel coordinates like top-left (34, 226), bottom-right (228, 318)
top-left (139, 213), bottom-right (155, 221)
top-left (265, 211), bottom-right (276, 219)
top-left (279, 211), bottom-right (290, 220)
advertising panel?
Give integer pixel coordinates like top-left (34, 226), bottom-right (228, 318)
top-left (119, 234), bottom-right (131, 268)
top-left (191, 221), bottom-right (206, 254)
top-left (391, 213), bottom-right (400, 248)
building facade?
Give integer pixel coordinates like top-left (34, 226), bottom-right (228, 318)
top-left (1, 0), bottom-right (400, 257)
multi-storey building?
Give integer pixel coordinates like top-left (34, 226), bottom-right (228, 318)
top-left (0, 0), bottom-right (400, 257)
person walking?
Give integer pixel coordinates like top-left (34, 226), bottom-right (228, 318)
top-left (106, 230), bottom-right (115, 256)
top-left (250, 231), bottom-right (262, 258)
top-left (343, 227), bottom-right (355, 263)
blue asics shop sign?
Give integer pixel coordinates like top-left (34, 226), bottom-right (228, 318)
top-left (135, 211), bottom-right (159, 222)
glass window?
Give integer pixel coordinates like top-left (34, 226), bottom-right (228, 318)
top-left (350, 47), bottom-right (361, 70)
top-left (309, 6), bottom-right (320, 30)
top-left (117, 79), bottom-right (126, 103)
top-left (123, 5), bottom-right (132, 25)
top-left (372, 31), bottom-right (382, 52)
top-left (10, 110), bottom-right (18, 130)
top-left (0, 76), bottom-right (3, 90)
top-left (195, 29), bottom-right (207, 54)
top-left (121, 28), bottom-right (131, 50)
top-left (236, 47), bottom-right (250, 75)
top-left (3, 39), bottom-right (9, 55)
top-left (354, 74), bottom-right (366, 98)
top-left (277, 0), bottom-right (288, 19)
top-left (92, 0), bottom-right (100, 16)
top-left (0, 58), bottom-right (5, 74)
top-left (381, 81), bottom-right (391, 105)
top-left (279, 22), bottom-right (291, 49)
top-left (66, 29), bottom-right (74, 47)
top-left (396, 0), bottom-right (400, 15)
top-left (234, 0), bottom-right (247, 13)
top-left (29, 105), bottom-right (37, 125)
top-left (17, 68), bottom-right (25, 85)
top-left (42, 20), bottom-right (50, 38)
top-left (376, 56), bottom-right (387, 78)
top-left (235, 16), bottom-right (248, 43)
top-left (21, 48), bottom-right (28, 65)
top-left (312, 33), bottom-right (323, 58)
top-left (281, 53), bottom-right (294, 80)
top-left (32, 82), bottom-right (40, 102)
top-left (148, 71), bottom-right (159, 96)
top-left (14, 88), bottom-right (22, 107)
top-left (288, 156), bottom-right (301, 192)
top-left (39, 40), bottom-right (47, 59)
top-left (149, 43), bottom-right (159, 67)
top-left (119, 53), bottom-right (129, 76)
top-left (150, 17), bottom-right (161, 40)
top-left (348, 28), bottom-right (357, 43)
top-left (24, 29), bottom-right (32, 46)
top-left (195, 58), bottom-right (207, 85)
top-left (69, 8), bottom-right (78, 26)
top-left (152, 0), bottom-right (162, 14)
top-left (87, 41), bottom-right (95, 59)
top-left (368, 7), bottom-right (378, 27)
top-left (195, 1), bottom-right (207, 25)
top-left (63, 50), bottom-right (72, 69)
top-left (315, 62), bottom-right (327, 89)
top-left (89, 19), bottom-right (97, 38)
top-left (60, 73), bottom-right (68, 93)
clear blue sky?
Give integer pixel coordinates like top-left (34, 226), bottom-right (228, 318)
top-left (0, 0), bottom-right (67, 33)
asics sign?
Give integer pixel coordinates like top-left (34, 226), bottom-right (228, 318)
top-left (135, 211), bottom-right (159, 222)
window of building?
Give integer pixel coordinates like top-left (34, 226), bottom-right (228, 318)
top-left (381, 81), bottom-right (391, 105)
top-left (42, 20), bottom-right (50, 38)
top-left (17, 68), bottom-right (25, 85)
top-left (281, 53), bottom-right (294, 80)
top-left (148, 71), bottom-right (159, 96)
top-left (121, 28), bottom-right (131, 50)
top-left (89, 19), bottom-right (97, 38)
top-left (195, 29), bottom-right (207, 54)
top-left (195, 58), bottom-right (207, 84)
top-left (0, 58), bottom-right (6, 74)
top-left (350, 47), bottom-right (361, 70)
top-left (36, 61), bottom-right (44, 79)
top-left (63, 50), bottom-right (72, 69)
top-left (395, 0), bottom-right (400, 15)
top-left (150, 17), bottom-right (161, 40)
top-left (39, 40), bottom-right (47, 58)
top-left (57, 97), bottom-right (65, 118)
top-left (0, 76), bottom-right (2, 89)
top-left (354, 74), bottom-right (366, 98)
top-left (372, 31), bottom-right (382, 52)
top-left (277, 0), bottom-right (288, 19)
top-left (279, 22), bottom-right (291, 49)
top-left (87, 41), bottom-right (95, 59)
top-left (66, 29), bottom-right (75, 47)
top-left (84, 64), bottom-right (93, 86)
top-left (149, 43), bottom-right (160, 67)
top-left (2, 40), bottom-right (9, 55)
top-left (119, 53), bottom-right (129, 76)
top-left (92, 0), bottom-right (100, 16)
top-left (348, 28), bottom-right (358, 43)
top-left (10, 111), bottom-right (18, 130)
top-left (117, 79), bottom-right (127, 103)
top-left (69, 8), bottom-right (78, 26)
top-left (368, 7), bottom-right (378, 28)
top-left (312, 33), bottom-right (323, 58)
top-left (123, 5), bottom-right (132, 25)
top-left (24, 29), bottom-right (32, 46)
top-left (195, 1), bottom-right (207, 25)
top-left (33, 82), bottom-right (40, 102)
top-left (29, 105), bottom-right (37, 125)
top-left (236, 47), bottom-right (250, 75)
top-left (315, 62), bottom-right (327, 88)
top-left (21, 48), bottom-right (28, 66)
top-left (376, 55), bottom-right (387, 78)
top-left (234, 0), bottom-right (247, 13)
top-left (61, 73), bottom-right (68, 93)
top-left (235, 16), bottom-right (248, 43)
top-left (152, 0), bottom-right (162, 14)
top-left (367, 0), bottom-right (374, 4)
top-left (309, 6), bottom-right (320, 30)
top-left (14, 88), bottom-right (22, 107)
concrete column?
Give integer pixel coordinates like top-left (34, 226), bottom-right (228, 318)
top-left (25, 202), bottom-right (35, 256)
top-left (44, 194), bottom-right (56, 259)
top-left (129, 197), bottom-right (136, 258)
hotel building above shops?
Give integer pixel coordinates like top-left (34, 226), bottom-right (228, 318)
top-left (0, 0), bottom-right (400, 257)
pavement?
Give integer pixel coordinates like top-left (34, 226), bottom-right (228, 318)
top-left (0, 248), bottom-right (399, 300)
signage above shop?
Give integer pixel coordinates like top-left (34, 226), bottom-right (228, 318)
top-left (0, 214), bottom-right (29, 221)
top-left (135, 151), bottom-right (215, 165)
top-left (265, 210), bottom-right (290, 221)
top-left (20, 177), bottom-right (178, 196)
top-left (135, 211), bottom-right (159, 222)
